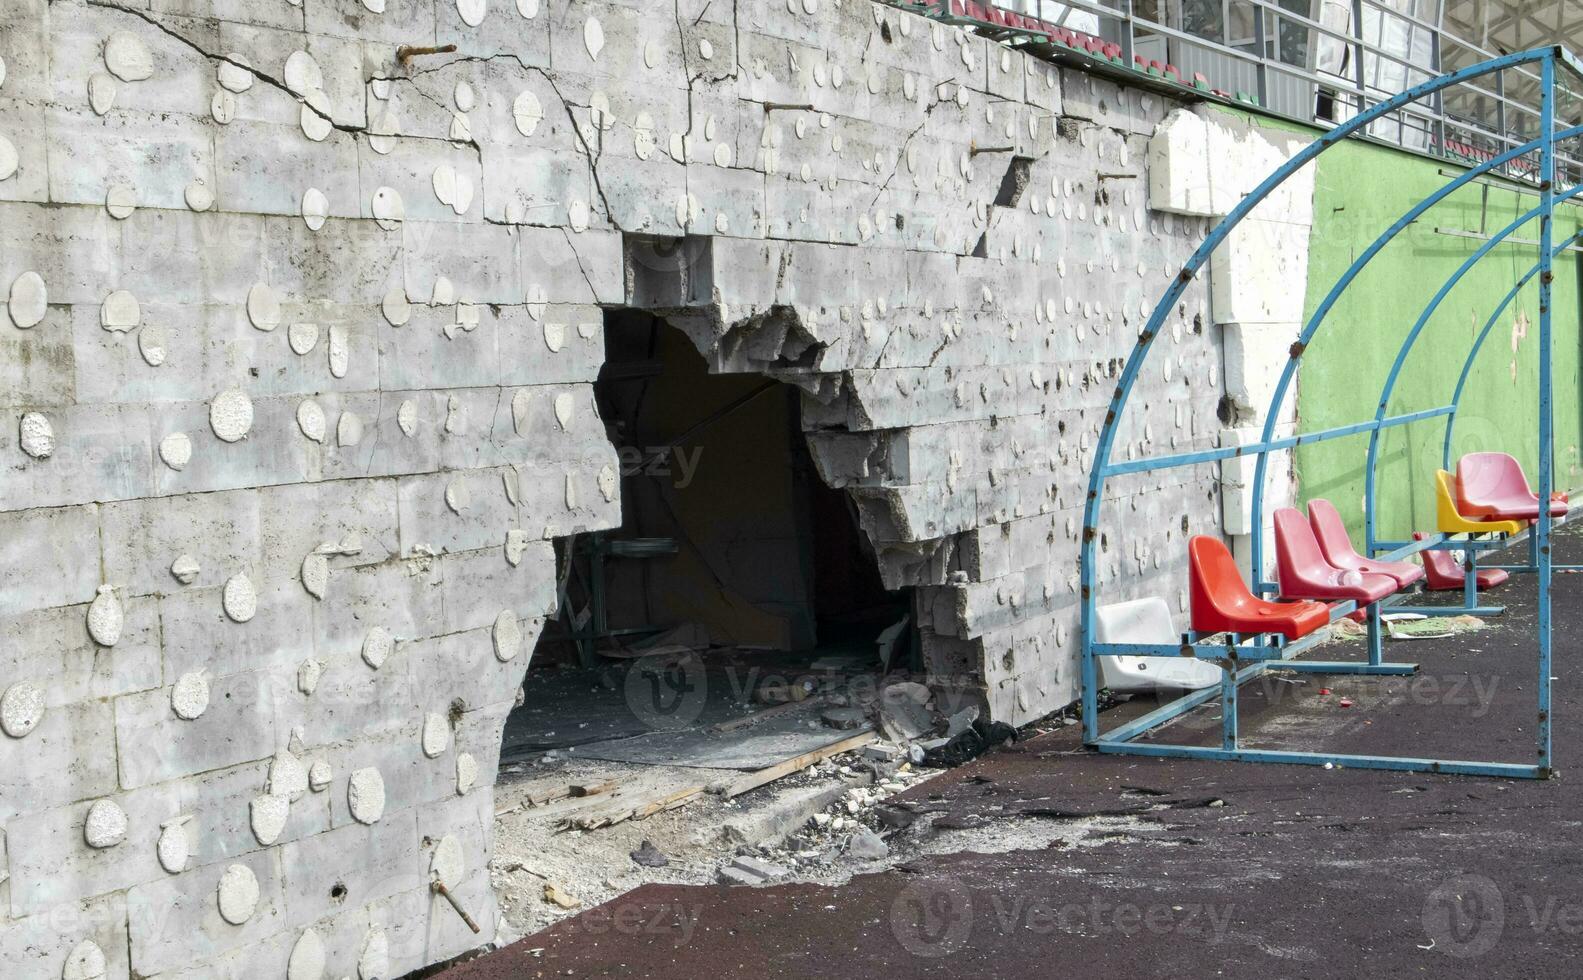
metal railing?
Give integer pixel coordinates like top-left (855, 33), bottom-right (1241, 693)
top-left (897, 0), bottom-right (1583, 182)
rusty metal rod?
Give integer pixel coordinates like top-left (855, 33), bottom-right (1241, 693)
top-left (431, 879), bottom-right (481, 934)
top-left (397, 44), bottom-right (457, 65)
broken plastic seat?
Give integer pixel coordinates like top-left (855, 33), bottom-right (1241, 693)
top-left (1434, 470), bottom-right (1521, 536)
top-left (1307, 498), bottom-right (1425, 589)
top-left (1412, 532), bottom-right (1511, 591)
top-left (1094, 596), bottom-right (1221, 692)
top-left (1456, 452), bottom-right (1567, 522)
top-left (1189, 535), bottom-right (1329, 641)
top-left (1273, 508), bottom-right (1398, 604)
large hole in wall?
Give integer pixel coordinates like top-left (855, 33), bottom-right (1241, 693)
top-left (499, 311), bottom-right (913, 760)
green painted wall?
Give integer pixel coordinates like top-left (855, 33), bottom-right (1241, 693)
top-left (1293, 139), bottom-right (1583, 542)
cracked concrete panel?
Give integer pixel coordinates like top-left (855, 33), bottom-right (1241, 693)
top-left (0, 0), bottom-right (1230, 972)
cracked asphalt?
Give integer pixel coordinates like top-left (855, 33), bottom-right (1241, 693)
top-left (440, 527), bottom-right (1583, 979)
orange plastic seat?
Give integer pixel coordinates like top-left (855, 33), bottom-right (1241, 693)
top-left (1273, 508), bottom-right (1397, 604)
top-left (1189, 535), bottom-right (1329, 641)
top-left (1456, 452), bottom-right (1567, 522)
top-left (1412, 532), bottom-right (1510, 591)
top-left (1307, 498), bottom-right (1425, 589)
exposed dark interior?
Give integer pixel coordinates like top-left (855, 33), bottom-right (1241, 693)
top-left (501, 311), bottom-right (911, 757)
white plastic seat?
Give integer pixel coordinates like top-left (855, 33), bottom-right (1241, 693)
top-left (1094, 596), bottom-right (1222, 692)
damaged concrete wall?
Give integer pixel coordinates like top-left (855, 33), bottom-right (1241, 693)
top-left (0, 0), bottom-right (1230, 975)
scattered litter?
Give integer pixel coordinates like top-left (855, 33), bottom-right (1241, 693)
top-left (1386, 615), bottom-right (1486, 640)
top-left (920, 720), bottom-right (1017, 768)
top-left (541, 883), bottom-right (580, 909)
top-left (629, 840), bottom-right (670, 868)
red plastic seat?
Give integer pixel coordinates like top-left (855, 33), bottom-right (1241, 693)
top-left (1307, 498), bottom-right (1425, 589)
top-left (1189, 536), bottom-right (1329, 641)
top-left (1412, 532), bottom-right (1510, 591)
top-left (1456, 452), bottom-right (1567, 522)
top-left (1273, 509), bottom-right (1397, 604)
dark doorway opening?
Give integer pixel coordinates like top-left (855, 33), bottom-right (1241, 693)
top-left (500, 311), bottom-right (911, 759)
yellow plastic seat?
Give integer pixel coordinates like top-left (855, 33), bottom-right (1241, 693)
top-left (1435, 470), bottom-right (1521, 536)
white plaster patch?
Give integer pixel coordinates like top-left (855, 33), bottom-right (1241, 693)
top-left (511, 389), bottom-right (531, 434)
top-left (362, 626), bottom-right (393, 669)
top-left (249, 793), bottom-right (289, 845)
top-left (246, 282), bottom-right (281, 331)
top-left (493, 609), bottom-right (521, 661)
top-left (211, 89), bottom-right (236, 124)
top-left (106, 184), bottom-right (136, 219)
top-left (328, 325), bottom-right (349, 378)
top-left (302, 187), bottom-right (329, 231)
top-left (87, 585), bottom-right (123, 647)
top-left (7, 271), bottom-right (46, 328)
top-left (301, 551), bottom-right (329, 597)
top-left (456, 752), bottom-right (478, 794)
top-left (360, 927), bottom-right (391, 980)
top-left (104, 32), bottom-right (154, 82)
top-left (88, 73), bottom-right (117, 115)
top-left (184, 179), bottom-right (213, 212)
top-left (445, 395), bottom-right (464, 434)
top-left (445, 474), bottom-right (470, 514)
top-left (284, 50), bottom-right (323, 95)
top-left (157, 816), bottom-right (191, 874)
top-left (458, 0), bottom-right (487, 27)
top-left (300, 104), bottom-right (332, 142)
top-left (431, 834), bottom-right (464, 884)
top-left (159, 431), bottom-right (191, 470)
top-left (209, 388), bottom-right (253, 442)
top-left (138, 323), bottom-right (167, 366)
top-left (297, 658), bottom-right (324, 695)
top-left (517, 0), bottom-right (539, 15)
top-left (382, 286), bottom-right (410, 326)
top-left (543, 321), bottom-right (566, 352)
top-left (505, 529), bottom-right (528, 566)
top-left (513, 90), bottom-right (543, 137)
top-left (422, 713), bottom-right (450, 758)
top-left (644, 40), bottom-right (660, 69)
top-left (288, 929), bottom-right (326, 980)
top-left (0, 134), bottom-right (16, 182)
top-left (19, 411), bottom-right (53, 459)
top-left (397, 399), bottom-right (417, 436)
top-left (288, 321), bottom-right (320, 356)
top-left (372, 186), bottom-right (404, 229)
top-left (309, 759), bottom-right (332, 792)
top-left (84, 798), bottom-right (127, 849)
top-left (217, 864), bottom-right (260, 924)
top-left (63, 940), bottom-right (107, 980)
top-left (222, 573), bottom-right (257, 623)
top-left (1, 682), bottom-right (45, 738)
top-left (171, 554), bottom-right (200, 584)
top-left (454, 80), bottom-right (477, 113)
top-left (101, 289), bottom-right (140, 331)
top-left (338, 410), bottom-right (364, 447)
top-left (431, 275), bottom-right (455, 306)
top-left (584, 17), bottom-right (605, 60)
top-left (348, 767), bottom-right (386, 824)
top-left (502, 467), bottom-right (520, 505)
top-left (569, 199), bottom-right (590, 232)
top-left (554, 392), bottom-right (573, 430)
top-left (598, 463), bottom-right (617, 501)
top-left (171, 671), bottom-right (210, 720)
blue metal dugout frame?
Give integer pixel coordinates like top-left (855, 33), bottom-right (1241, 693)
top-left (1080, 47), bottom-right (1583, 780)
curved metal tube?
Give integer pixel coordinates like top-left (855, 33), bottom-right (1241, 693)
top-left (1244, 123), bottom-right (1582, 584)
top-left (1077, 46), bottom-right (1556, 743)
top-left (1442, 229), bottom-right (1583, 469)
top-left (1362, 182), bottom-right (1583, 550)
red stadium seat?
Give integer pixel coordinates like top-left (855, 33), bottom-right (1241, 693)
top-left (1412, 532), bottom-right (1510, 591)
top-left (1273, 509), bottom-right (1397, 604)
top-left (1308, 498), bottom-right (1424, 589)
top-left (1456, 452), bottom-right (1567, 521)
top-left (1189, 536), bottom-right (1329, 641)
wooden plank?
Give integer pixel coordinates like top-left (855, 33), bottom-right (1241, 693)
top-left (569, 779), bottom-right (620, 797)
top-left (708, 696), bottom-right (826, 734)
top-left (719, 730), bottom-right (877, 799)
